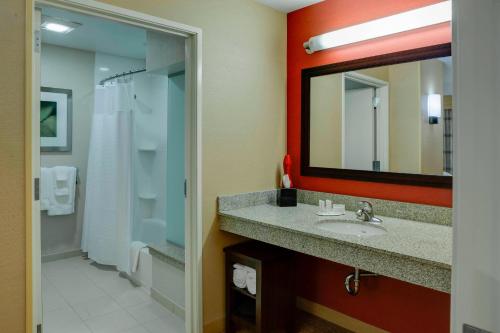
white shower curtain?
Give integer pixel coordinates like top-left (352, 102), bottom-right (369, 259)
top-left (82, 80), bottom-right (134, 273)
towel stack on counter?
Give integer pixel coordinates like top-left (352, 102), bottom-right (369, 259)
top-left (233, 263), bottom-right (257, 295)
top-left (41, 166), bottom-right (77, 216)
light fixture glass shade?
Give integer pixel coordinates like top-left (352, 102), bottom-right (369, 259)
top-left (427, 94), bottom-right (442, 124)
top-left (43, 23), bottom-right (72, 33)
top-left (41, 16), bottom-right (81, 34)
top-left (303, 0), bottom-right (452, 54)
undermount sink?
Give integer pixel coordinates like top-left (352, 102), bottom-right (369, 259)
top-left (316, 220), bottom-right (387, 237)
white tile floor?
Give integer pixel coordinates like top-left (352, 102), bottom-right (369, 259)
top-left (42, 256), bottom-right (185, 333)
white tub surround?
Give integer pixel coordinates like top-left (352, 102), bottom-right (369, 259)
top-left (218, 190), bottom-right (452, 293)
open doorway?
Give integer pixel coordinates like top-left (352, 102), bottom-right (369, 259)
top-left (27, 2), bottom-right (202, 333)
top-left (343, 72), bottom-right (389, 172)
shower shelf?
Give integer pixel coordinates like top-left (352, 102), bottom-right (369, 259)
top-left (138, 193), bottom-right (157, 200)
top-left (138, 144), bottom-right (158, 152)
top-left (142, 218), bottom-right (166, 225)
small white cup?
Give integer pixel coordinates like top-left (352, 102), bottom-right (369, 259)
top-left (319, 200), bottom-right (326, 212)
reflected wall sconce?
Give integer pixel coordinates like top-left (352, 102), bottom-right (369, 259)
top-left (427, 94), bottom-right (442, 124)
top-left (303, 0), bottom-right (452, 54)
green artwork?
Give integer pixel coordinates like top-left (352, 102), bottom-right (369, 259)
top-left (40, 101), bottom-right (57, 137)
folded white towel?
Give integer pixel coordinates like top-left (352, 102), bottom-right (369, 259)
top-left (44, 166), bottom-right (77, 216)
top-left (233, 264), bottom-right (248, 289)
top-left (40, 167), bottom-right (53, 211)
top-left (54, 188), bottom-right (70, 196)
top-left (233, 263), bottom-right (257, 294)
top-left (246, 269), bottom-right (256, 295)
top-left (54, 167), bottom-right (69, 181)
top-left (130, 241), bottom-right (148, 273)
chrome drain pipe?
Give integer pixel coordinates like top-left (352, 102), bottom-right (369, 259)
top-left (344, 268), bottom-right (378, 296)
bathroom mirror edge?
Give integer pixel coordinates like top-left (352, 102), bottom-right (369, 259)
top-left (301, 43), bottom-right (452, 188)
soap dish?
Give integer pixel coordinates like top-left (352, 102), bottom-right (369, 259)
top-left (316, 211), bottom-right (345, 216)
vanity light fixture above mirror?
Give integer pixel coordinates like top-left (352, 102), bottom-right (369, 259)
top-left (303, 0), bottom-right (452, 54)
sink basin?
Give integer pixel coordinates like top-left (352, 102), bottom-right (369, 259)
top-left (316, 220), bottom-right (387, 237)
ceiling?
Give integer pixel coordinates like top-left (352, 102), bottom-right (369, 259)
top-left (40, 6), bottom-right (147, 59)
top-left (254, 0), bottom-right (324, 13)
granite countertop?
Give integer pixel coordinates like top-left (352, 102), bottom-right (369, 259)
top-left (218, 190), bottom-right (452, 292)
top-left (220, 203), bottom-right (451, 269)
top-left (148, 241), bottom-right (185, 268)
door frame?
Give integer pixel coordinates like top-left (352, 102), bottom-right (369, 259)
top-left (25, 1), bottom-right (203, 332)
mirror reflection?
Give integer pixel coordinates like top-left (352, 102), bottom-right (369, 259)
top-left (309, 56), bottom-right (453, 176)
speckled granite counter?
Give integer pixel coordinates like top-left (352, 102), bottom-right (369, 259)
top-left (218, 190), bottom-right (452, 293)
top-left (148, 241), bottom-right (185, 271)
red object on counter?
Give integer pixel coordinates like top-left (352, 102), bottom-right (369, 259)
top-left (283, 154), bottom-right (293, 188)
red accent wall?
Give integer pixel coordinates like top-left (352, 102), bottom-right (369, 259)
top-left (287, 0), bottom-right (452, 207)
top-left (287, 1), bottom-right (452, 332)
top-left (296, 255), bottom-right (451, 333)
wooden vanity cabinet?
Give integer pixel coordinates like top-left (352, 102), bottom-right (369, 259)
top-left (224, 241), bottom-right (295, 333)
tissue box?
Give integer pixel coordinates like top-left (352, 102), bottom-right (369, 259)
top-left (277, 188), bottom-right (297, 207)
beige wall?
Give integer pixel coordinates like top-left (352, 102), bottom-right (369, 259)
top-left (309, 74), bottom-right (343, 168)
top-left (388, 62), bottom-right (422, 174)
top-left (40, 44), bottom-right (95, 257)
top-left (311, 60), bottom-right (445, 176)
top-left (1, 1), bottom-right (285, 332)
top-left (357, 67), bottom-right (389, 82)
top-left (420, 59), bottom-right (444, 175)
top-left (84, 0), bottom-right (287, 332)
top-left (0, 1), bottom-right (27, 332)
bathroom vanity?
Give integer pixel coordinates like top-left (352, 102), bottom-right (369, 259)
top-left (219, 189), bottom-right (452, 293)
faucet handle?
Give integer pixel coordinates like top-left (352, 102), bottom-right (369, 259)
top-left (358, 201), bottom-right (373, 213)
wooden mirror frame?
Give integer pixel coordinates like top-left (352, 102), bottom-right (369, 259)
top-left (301, 43), bottom-right (452, 188)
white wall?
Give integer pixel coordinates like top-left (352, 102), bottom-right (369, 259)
top-left (41, 45), bottom-right (148, 258)
top-left (452, 0), bottom-right (500, 331)
top-left (40, 44), bottom-right (94, 257)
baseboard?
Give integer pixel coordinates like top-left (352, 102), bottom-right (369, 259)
top-left (296, 297), bottom-right (388, 333)
top-left (203, 298), bottom-right (384, 333)
top-left (150, 287), bottom-right (185, 320)
top-left (41, 250), bottom-right (82, 263)
top-left (203, 316), bottom-right (225, 333)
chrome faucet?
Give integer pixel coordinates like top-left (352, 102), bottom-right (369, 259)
top-left (355, 201), bottom-right (383, 224)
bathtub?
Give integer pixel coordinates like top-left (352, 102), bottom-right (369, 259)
top-left (129, 218), bottom-right (166, 290)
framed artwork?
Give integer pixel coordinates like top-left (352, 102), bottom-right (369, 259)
top-left (40, 87), bottom-right (72, 152)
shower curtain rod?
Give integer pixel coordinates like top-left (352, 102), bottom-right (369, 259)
top-left (99, 68), bottom-right (146, 85)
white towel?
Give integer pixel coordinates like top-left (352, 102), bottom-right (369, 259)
top-left (54, 168), bottom-right (69, 181)
top-left (54, 188), bottom-right (70, 196)
top-left (40, 167), bottom-right (53, 211)
top-left (45, 166), bottom-right (77, 216)
top-left (233, 264), bottom-right (249, 289)
top-left (130, 241), bottom-right (148, 273)
top-left (233, 264), bottom-right (256, 293)
top-left (246, 269), bottom-right (256, 295)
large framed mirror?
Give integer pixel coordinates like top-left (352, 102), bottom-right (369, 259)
top-left (301, 43), bottom-right (452, 188)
